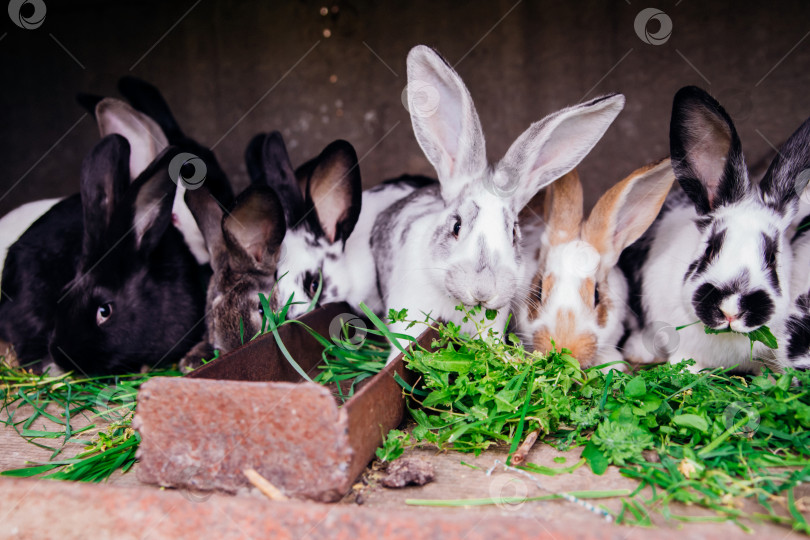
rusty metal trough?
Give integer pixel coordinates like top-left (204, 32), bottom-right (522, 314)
top-left (133, 303), bottom-right (434, 502)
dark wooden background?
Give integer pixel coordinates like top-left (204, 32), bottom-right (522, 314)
top-left (1, 0), bottom-right (809, 215)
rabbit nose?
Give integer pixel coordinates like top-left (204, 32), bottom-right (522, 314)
top-left (472, 285), bottom-right (497, 305)
top-left (719, 295), bottom-right (741, 323)
top-left (722, 311), bottom-right (738, 323)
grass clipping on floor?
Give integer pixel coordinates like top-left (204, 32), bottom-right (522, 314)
top-left (370, 305), bottom-right (810, 533)
top-left (0, 363), bottom-right (182, 482)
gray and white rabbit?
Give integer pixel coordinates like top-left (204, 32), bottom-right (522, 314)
top-left (372, 45), bottom-right (624, 356)
top-left (621, 86), bottom-right (808, 373)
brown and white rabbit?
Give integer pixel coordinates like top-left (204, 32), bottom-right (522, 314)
top-left (372, 45), bottom-right (624, 357)
top-left (515, 160), bottom-right (675, 370)
top-left (620, 87), bottom-right (808, 373)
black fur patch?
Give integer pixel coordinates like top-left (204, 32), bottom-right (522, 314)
top-left (793, 214), bottom-right (810, 243)
top-left (380, 174), bottom-right (438, 190)
top-left (689, 228), bottom-right (726, 280)
top-left (695, 216), bottom-right (713, 232)
top-left (618, 230), bottom-right (654, 327)
top-left (693, 282), bottom-right (728, 327)
top-left (762, 233), bottom-right (781, 294)
top-left (786, 314), bottom-right (810, 360)
top-left (740, 290), bottom-right (774, 328)
top-left (0, 196), bottom-right (83, 365)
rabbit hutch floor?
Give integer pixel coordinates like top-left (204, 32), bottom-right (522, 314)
top-left (1, 415), bottom-right (807, 540)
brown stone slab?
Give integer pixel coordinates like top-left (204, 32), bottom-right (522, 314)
top-left (134, 303), bottom-right (434, 502)
top-left (0, 476), bottom-right (716, 540)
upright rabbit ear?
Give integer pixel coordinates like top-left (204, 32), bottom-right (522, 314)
top-left (222, 185), bottom-right (287, 272)
top-left (95, 98), bottom-right (169, 179)
top-left (498, 94), bottom-right (625, 212)
top-left (583, 159), bottom-right (675, 268)
top-left (261, 131), bottom-right (304, 226)
top-left (759, 116), bottom-right (810, 219)
top-left (245, 133), bottom-right (267, 184)
top-left (76, 92), bottom-right (103, 116)
top-left (185, 185), bottom-right (225, 268)
top-left (117, 76), bottom-right (184, 142)
top-left (113, 147), bottom-right (180, 256)
top-left (543, 170), bottom-right (584, 246)
top-left (670, 86), bottom-right (749, 215)
top-left (406, 45), bottom-right (486, 201)
top-left (304, 140), bottom-right (362, 244)
top-left (80, 135), bottom-right (131, 256)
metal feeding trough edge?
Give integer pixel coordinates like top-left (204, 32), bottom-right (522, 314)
top-left (133, 302), bottom-right (436, 502)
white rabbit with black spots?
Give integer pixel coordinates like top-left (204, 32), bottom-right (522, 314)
top-left (246, 131), bottom-right (434, 319)
top-left (621, 87), bottom-right (809, 373)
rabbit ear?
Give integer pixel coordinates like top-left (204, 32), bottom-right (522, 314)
top-left (80, 135), bottom-right (131, 256)
top-left (245, 133), bottom-right (267, 184)
top-left (583, 159), bottom-right (675, 268)
top-left (670, 86), bottom-right (749, 215)
top-left (498, 94), bottom-right (625, 212)
top-left (261, 131), bottom-right (304, 225)
top-left (117, 76), bottom-right (183, 142)
top-left (544, 170), bottom-right (584, 246)
top-left (76, 92), bottom-right (103, 116)
top-left (304, 140), bottom-right (362, 244)
top-left (759, 116), bottom-right (810, 218)
top-left (222, 185), bottom-right (287, 272)
top-left (114, 147), bottom-right (179, 256)
top-left (185, 184), bottom-right (225, 268)
top-left (406, 45), bottom-right (486, 201)
top-left (95, 98), bottom-right (169, 179)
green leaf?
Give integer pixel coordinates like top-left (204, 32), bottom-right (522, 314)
top-left (704, 324), bottom-right (778, 349)
top-left (747, 325), bottom-right (778, 349)
top-left (582, 442), bottom-right (609, 475)
top-left (484, 309), bottom-right (498, 321)
top-left (625, 376), bottom-right (647, 398)
top-left (672, 414), bottom-right (709, 433)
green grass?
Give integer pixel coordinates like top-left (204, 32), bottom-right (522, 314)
top-left (368, 305), bottom-right (810, 533)
top-left (0, 362), bottom-right (182, 481)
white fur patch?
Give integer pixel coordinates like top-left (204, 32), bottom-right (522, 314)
top-left (0, 198), bottom-right (62, 286)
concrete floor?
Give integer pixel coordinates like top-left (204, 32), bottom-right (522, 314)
top-left (1, 398), bottom-right (807, 538)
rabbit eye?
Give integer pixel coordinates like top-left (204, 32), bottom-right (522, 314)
top-left (452, 217), bottom-right (462, 238)
top-left (304, 272), bottom-right (322, 298)
top-left (594, 283), bottom-right (600, 306)
top-left (512, 223), bottom-right (519, 246)
top-left (96, 303), bottom-right (113, 326)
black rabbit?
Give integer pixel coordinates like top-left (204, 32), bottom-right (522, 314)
top-left (0, 135), bottom-right (205, 374)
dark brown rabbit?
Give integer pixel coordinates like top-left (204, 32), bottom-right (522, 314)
top-left (180, 181), bottom-right (286, 370)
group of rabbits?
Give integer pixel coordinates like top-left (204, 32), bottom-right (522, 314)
top-left (0, 45), bottom-right (808, 377)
